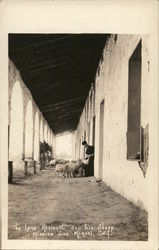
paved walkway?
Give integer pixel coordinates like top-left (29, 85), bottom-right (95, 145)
top-left (8, 168), bottom-right (148, 241)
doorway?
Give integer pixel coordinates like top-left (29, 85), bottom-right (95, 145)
top-left (99, 99), bottom-right (105, 178)
top-left (92, 115), bottom-right (96, 146)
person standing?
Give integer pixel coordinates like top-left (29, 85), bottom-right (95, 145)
top-left (82, 140), bottom-right (94, 176)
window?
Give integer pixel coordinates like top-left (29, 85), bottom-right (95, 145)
top-left (127, 40), bottom-right (141, 160)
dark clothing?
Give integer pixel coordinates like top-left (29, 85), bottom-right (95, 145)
top-left (85, 145), bottom-right (94, 176)
top-left (87, 155), bottom-right (94, 176)
top-left (86, 145), bottom-right (94, 155)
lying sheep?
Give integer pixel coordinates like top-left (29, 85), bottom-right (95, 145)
top-left (47, 158), bottom-right (69, 168)
top-left (67, 160), bottom-right (85, 178)
top-left (47, 159), bottom-right (56, 168)
top-left (56, 159), bottom-right (68, 164)
top-left (55, 163), bottom-right (68, 177)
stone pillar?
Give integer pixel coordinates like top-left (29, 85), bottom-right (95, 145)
top-left (24, 161), bottom-right (28, 176)
top-left (8, 161), bottom-right (13, 183)
top-left (34, 161), bottom-right (36, 174)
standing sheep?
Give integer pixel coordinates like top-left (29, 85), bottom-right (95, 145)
top-left (55, 163), bottom-right (68, 177)
top-left (67, 160), bottom-right (84, 178)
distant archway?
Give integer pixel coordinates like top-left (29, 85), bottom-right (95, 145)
top-left (50, 132), bottom-right (52, 146)
top-left (44, 124), bottom-right (47, 143)
top-left (51, 133), bottom-right (53, 146)
top-left (25, 100), bottom-right (33, 159)
top-left (48, 130), bottom-right (51, 145)
top-left (9, 81), bottom-right (23, 161)
top-left (34, 112), bottom-right (39, 161)
top-left (40, 119), bottom-right (43, 142)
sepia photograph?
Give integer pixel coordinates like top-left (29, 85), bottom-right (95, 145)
top-left (8, 33), bottom-right (149, 241)
top-left (0, 1), bottom-right (158, 250)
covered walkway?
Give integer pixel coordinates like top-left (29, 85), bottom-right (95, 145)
top-left (8, 169), bottom-right (148, 241)
top-left (8, 34), bottom-right (150, 242)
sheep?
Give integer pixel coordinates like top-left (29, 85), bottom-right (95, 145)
top-left (67, 160), bottom-right (84, 178)
top-left (47, 159), bottom-right (69, 168)
top-left (56, 159), bottom-right (68, 164)
top-left (47, 159), bottom-right (56, 168)
top-left (55, 163), bottom-right (68, 177)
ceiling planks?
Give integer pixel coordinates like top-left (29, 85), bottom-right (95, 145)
top-left (9, 34), bottom-right (109, 134)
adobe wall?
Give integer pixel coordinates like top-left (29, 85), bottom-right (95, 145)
top-left (75, 34), bottom-right (150, 210)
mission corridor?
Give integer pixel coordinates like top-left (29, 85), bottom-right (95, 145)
top-left (8, 34), bottom-right (150, 241)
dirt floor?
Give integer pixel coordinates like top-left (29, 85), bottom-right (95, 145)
top-left (8, 167), bottom-right (148, 241)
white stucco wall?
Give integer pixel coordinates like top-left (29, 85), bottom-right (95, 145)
top-left (75, 34), bottom-right (150, 211)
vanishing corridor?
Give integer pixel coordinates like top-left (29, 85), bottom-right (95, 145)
top-left (8, 168), bottom-right (148, 241)
top-left (8, 34), bottom-right (150, 242)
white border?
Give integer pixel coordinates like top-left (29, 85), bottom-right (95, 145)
top-left (0, 0), bottom-right (158, 249)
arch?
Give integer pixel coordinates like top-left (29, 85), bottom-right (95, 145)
top-left (40, 118), bottom-right (44, 142)
top-left (50, 131), bottom-right (52, 145)
top-left (50, 132), bottom-right (52, 147)
top-left (9, 81), bottom-right (23, 161)
top-left (44, 124), bottom-right (47, 142)
top-left (34, 112), bottom-right (39, 161)
top-left (46, 127), bottom-right (49, 143)
top-left (48, 129), bottom-right (51, 145)
top-left (25, 100), bottom-right (33, 159)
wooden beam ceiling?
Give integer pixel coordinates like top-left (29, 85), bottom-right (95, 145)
top-left (9, 34), bottom-right (109, 134)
